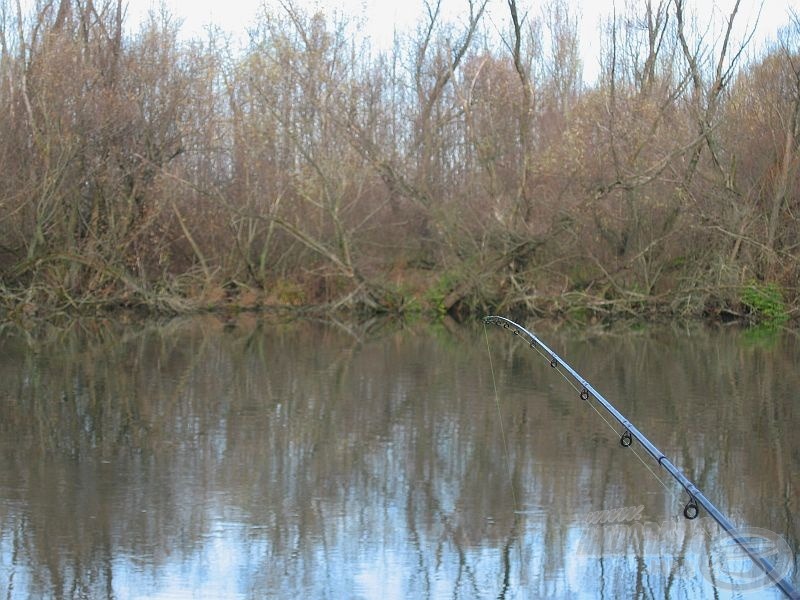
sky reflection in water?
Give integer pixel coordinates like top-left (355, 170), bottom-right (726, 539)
top-left (0, 317), bottom-right (796, 599)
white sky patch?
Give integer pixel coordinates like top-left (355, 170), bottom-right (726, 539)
top-left (113, 1), bottom-right (800, 82)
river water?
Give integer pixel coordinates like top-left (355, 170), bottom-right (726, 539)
top-left (0, 315), bottom-right (797, 599)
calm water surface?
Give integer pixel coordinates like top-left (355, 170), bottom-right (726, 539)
top-left (0, 316), bottom-right (797, 599)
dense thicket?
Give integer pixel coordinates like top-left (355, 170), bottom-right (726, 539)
top-left (1, 0), bottom-right (798, 324)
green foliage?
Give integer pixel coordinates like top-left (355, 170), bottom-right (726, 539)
top-left (425, 272), bottom-right (461, 317)
top-left (740, 282), bottom-right (788, 326)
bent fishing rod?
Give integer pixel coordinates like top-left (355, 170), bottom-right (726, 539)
top-left (483, 315), bottom-right (799, 600)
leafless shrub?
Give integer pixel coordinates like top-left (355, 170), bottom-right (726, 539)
top-left (0, 0), bottom-right (797, 321)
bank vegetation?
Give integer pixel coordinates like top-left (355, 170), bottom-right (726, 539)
top-left (1, 0), bottom-right (799, 326)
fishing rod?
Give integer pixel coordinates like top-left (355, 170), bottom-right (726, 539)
top-left (483, 315), bottom-right (799, 600)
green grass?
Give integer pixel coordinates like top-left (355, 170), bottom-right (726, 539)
top-left (740, 281), bottom-right (788, 327)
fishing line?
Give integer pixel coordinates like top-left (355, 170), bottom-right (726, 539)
top-left (484, 323), bottom-right (526, 572)
top-left (483, 323), bottom-right (519, 517)
top-left (494, 319), bottom-right (685, 506)
top-left (524, 336), bottom-right (678, 504)
top-left (483, 315), bottom-right (799, 600)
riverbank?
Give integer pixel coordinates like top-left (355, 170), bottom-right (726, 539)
top-left (1, 268), bottom-right (795, 330)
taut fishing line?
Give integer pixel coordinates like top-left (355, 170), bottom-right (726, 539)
top-left (483, 322), bottom-right (519, 517)
top-left (482, 315), bottom-right (799, 600)
top-left (484, 321), bottom-right (528, 577)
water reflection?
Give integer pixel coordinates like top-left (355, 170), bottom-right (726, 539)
top-left (0, 317), bottom-right (797, 599)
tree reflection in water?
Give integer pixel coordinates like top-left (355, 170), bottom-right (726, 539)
top-left (0, 317), bottom-right (796, 598)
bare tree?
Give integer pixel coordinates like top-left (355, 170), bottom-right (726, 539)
top-left (674, 0), bottom-right (754, 189)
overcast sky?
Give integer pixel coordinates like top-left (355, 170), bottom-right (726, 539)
top-left (124, 0), bottom-right (799, 82)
